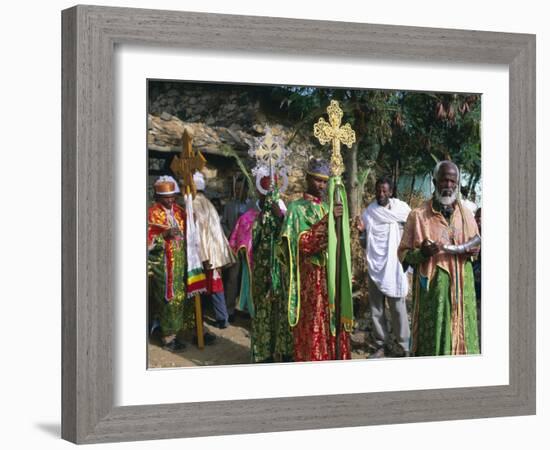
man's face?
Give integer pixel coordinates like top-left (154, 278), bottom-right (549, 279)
top-left (157, 195), bottom-right (176, 209)
top-left (434, 164), bottom-right (458, 206)
top-left (306, 174), bottom-right (328, 198)
top-left (375, 182), bottom-right (392, 206)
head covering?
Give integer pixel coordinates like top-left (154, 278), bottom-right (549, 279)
top-left (154, 175), bottom-right (180, 196)
top-left (254, 165), bottom-right (273, 195)
top-left (259, 173), bottom-right (280, 191)
top-left (306, 158), bottom-right (330, 180)
top-left (193, 171), bottom-right (206, 191)
top-left (259, 175), bottom-right (272, 191)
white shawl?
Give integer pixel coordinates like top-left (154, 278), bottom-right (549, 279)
top-left (193, 192), bottom-right (236, 269)
top-left (362, 198), bottom-right (411, 298)
top-left (184, 193), bottom-right (207, 297)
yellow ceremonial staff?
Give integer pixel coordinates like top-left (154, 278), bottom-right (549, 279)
top-left (170, 129), bottom-right (207, 350)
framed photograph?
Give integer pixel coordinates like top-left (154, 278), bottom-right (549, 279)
top-left (62, 5), bottom-right (535, 444)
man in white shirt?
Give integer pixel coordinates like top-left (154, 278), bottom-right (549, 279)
top-left (360, 176), bottom-right (411, 358)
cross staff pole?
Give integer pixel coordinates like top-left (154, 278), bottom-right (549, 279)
top-left (170, 129), bottom-right (207, 349)
top-left (187, 186), bottom-right (205, 350)
top-left (314, 100), bottom-right (356, 360)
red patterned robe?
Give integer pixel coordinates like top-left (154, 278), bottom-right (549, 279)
top-left (281, 194), bottom-right (351, 362)
top-left (147, 202), bottom-right (195, 337)
top-left (147, 202), bottom-right (187, 302)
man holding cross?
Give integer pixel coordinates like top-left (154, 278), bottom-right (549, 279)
top-left (147, 176), bottom-right (195, 352)
top-left (280, 159), bottom-right (351, 361)
top-left (247, 174), bottom-right (293, 363)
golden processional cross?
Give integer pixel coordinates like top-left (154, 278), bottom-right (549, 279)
top-left (312, 100), bottom-right (355, 360)
top-left (168, 128), bottom-right (207, 349)
top-left (313, 100), bottom-right (356, 176)
top-left (170, 128), bottom-right (206, 196)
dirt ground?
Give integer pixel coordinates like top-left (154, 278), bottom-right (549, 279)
top-left (148, 313), bottom-right (253, 368)
top-left (147, 268), bottom-right (481, 368)
top-left (147, 304), bottom-right (404, 368)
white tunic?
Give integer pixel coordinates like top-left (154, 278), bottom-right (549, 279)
top-left (361, 198), bottom-right (411, 298)
top-left (461, 198), bottom-right (478, 216)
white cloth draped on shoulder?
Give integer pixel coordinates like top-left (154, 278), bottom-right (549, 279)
top-left (193, 192), bottom-right (236, 269)
top-left (362, 198), bottom-right (411, 298)
top-left (184, 193), bottom-right (207, 297)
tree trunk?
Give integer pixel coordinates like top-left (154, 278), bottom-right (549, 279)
top-left (345, 143), bottom-right (359, 218)
top-left (408, 174), bottom-right (416, 204)
top-left (466, 173), bottom-right (474, 199)
top-left (392, 159), bottom-right (400, 198)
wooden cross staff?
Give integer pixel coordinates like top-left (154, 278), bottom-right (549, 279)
top-left (313, 100), bottom-right (355, 360)
top-left (170, 128), bottom-right (206, 196)
top-left (170, 129), bottom-right (207, 349)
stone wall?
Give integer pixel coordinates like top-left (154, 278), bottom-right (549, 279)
top-left (147, 81), bottom-right (327, 203)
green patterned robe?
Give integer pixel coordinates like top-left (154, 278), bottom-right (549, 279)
top-left (405, 250), bottom-right (479, 356)
top-left (279, 195), bottom-right (328, 328)
top-left (148, 242), bottom-right (193, 336)
top-left (250, 193), bottom-right (293, 362)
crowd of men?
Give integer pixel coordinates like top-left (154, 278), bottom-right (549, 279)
top-left (147, 159), bottom-right (481, 362)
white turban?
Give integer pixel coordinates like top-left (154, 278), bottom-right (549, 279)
top-left (193, 171), bottom-right (206, 191)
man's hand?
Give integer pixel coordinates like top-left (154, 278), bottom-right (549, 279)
top-left (333, 204), bottom-right (344, 218)
top-left (271, 202), bottom-right (283, 218)
top-left (420, 239), bottom-right (440, 257)
top-left (464, 247), bottom-right (480, 258)
top-left (163, 227), bottom-right (181, 240)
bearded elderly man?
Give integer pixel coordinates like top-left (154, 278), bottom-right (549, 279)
top-left (398, 161), bottom-right (480, 356)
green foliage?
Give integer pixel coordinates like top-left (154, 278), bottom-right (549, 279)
top-left (375, 92), bottom-right (481, 184)
top-left (268, 87), bottom-right (481, 192)
top-left (219, 144), bottom-right (258, 200)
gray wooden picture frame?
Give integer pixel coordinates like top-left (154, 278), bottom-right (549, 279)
top-left (61, 4), bottom-right (536, 444)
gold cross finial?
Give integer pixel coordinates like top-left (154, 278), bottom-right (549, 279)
top-left (170, 128), bottom-right (207, 196)
top-left (313, 100), bottom-right (356, 177)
